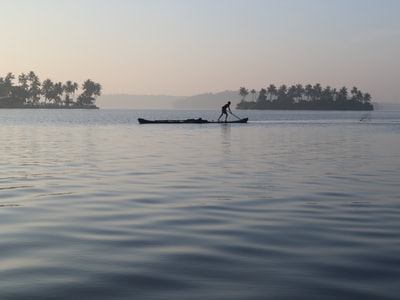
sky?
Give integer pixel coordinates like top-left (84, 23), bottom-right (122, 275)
top-left (2, 0), bottom-right (400, 103)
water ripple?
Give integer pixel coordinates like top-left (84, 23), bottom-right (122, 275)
top-left (1, 110), bottom-right (400, 299)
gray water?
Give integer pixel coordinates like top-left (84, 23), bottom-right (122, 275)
top-left (1, 109), bottom-right (399, 299)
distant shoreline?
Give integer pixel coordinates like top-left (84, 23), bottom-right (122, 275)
top-left (237, 84), bottom-right (374, 111)
top-left (0, 71), bottom-right (102, 110)
top-left (0, 104), bottom-right (99, 109)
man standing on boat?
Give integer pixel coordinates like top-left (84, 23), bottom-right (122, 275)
top-left (218, 101), bottom-right (232, 122)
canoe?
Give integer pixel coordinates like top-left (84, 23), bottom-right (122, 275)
top-left (138, 118), bottom-right (248, 124)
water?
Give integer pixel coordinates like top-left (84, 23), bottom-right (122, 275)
top-left (1, 109), bottom-right (399, 299)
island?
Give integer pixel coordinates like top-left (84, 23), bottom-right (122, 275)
top-left (0, 71), bottom-right (101, 109)
top-left (236, 84), bottom-right (373, 110)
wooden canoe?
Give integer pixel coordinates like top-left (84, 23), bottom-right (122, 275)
top-left (138, 118), bottom-right (248, 124)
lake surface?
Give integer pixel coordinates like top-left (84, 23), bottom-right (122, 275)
top-left (1, 109), bottom-right (399, 299)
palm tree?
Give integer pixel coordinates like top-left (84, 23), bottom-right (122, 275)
top-left (1, 73), bottom-right (15, 97)
top-left (16, 73), bottom-right (29, 103)
top-left (287, 85), bottom-right (297, 103)
top-left (257, 88), bottom-right (267, 104)
top-left (77, 79), bottom-right (102, 107)
top-left (313, 83), bottom-right (322, 101)
top-left (18, 73), bottom-right (29, 89)
top-left (63, 81), bottom-right (79, 107)
top-left (277, 84), bottom-right (287, 103)
top-left (338, 86), bottom-right (348, 102)
top-left (267, 84), bottom-right (277, 101)
top-left (52, 82), bottom-right (64, 105)
top-left (305, 84), bottom-right (313, 101)
top-left (0, 77), bottom-right (4, 97)
top-left (332, 88), bottom-right (337, 102)
top-left (28, 71), bottom-right (41, 105)
top-left (356, 91), bottom-right (364, 103)
top-left (41, 79), bottom-right (54, 104)
top-left (239, 87), bottom-right (249, 101)
top-left (322, 86), bottom-right (333, 103)
top-left (250, 89), bottom-right (257, 102)
top-left (363, 93), bottom-right (372, 104)
top-left (351, 87), bottom-right (358, 101)
top-left (295, 84), bottom-right (304, 103)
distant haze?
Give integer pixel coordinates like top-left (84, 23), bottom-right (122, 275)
top-left (97, 94), bottom-right (185, 109)
top-left (97, 91), bottom-right (242, 110)
top-left (174, 91), bottom-right (242, 109)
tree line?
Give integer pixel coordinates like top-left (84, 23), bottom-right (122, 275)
top-left (0, 71), bottom-right (102, 108)
top-left (237, 84), bottom-right (373, 110)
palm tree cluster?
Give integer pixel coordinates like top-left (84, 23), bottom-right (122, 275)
top-left (0, 71), bottom-right (102, 108)
top-left (237, 84), bottom-right (373, 110)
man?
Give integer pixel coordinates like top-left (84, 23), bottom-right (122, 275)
top-left (218, 101), bottom-right (232, 122)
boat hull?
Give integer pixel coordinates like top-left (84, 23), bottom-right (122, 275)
top-left (138, 118), bottom-right (248, 124)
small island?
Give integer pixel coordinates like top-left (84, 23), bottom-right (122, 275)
top-left (0, 71), bottom-right (102, 109)
top-left (237, 84), bottom-right (373, 110)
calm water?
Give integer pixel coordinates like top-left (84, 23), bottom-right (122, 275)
top-left (1, 109), bottom-right (399, 299)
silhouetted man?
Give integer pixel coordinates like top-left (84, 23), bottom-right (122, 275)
top-left (218, 101), bottom-right (232, 122)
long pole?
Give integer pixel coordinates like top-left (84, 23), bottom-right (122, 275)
top-left (231, 112), bottom-right (241, 120)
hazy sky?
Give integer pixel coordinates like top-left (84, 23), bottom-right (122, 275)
top-left (2, 0), bottom-right (400, 102)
